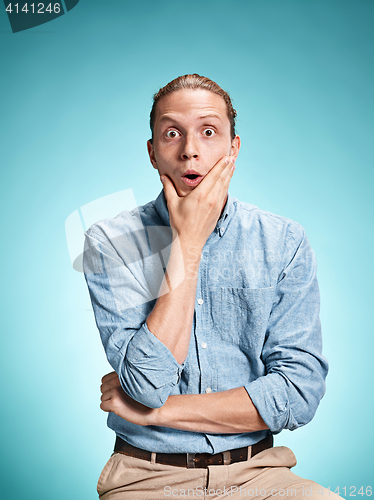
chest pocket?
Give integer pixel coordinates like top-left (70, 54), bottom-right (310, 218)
top-left (211, 287), bottom-right (275, 350)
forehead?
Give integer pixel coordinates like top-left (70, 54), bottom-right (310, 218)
top-left (154, 89), bottom-right (228, 125)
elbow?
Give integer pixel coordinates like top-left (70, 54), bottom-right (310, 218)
top-left (285, 378), bottom-right (326, 431)
top-left (121, 383), bottom-right (171, 409)
top-left (118, 359), bottom-right (181, 409)
top-left (246, 368), bottom-right (327, 435)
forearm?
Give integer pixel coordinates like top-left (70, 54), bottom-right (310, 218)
top-left (154, 386), bottom-right (268, 434)
top-left (147, 158), bottom-right (234, 365)
top-left (146, 236), bottom-right (202, 364)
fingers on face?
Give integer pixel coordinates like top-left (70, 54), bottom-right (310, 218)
top-left (208, 156), bottom-right (235, 200)
top-left (213, 155), bottom-right (235, 181)
top-left (222, 159), bottom-right (235, 189)
top-left (197, 156), bottom-right (234, 195)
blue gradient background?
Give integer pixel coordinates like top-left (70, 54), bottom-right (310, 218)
top-left (0, 1), bottom-right (373, 498)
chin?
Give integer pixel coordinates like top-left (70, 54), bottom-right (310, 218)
top-left (177, 189), bottom-right (190, 197)
top-left (174, 184), bottom-right (191, 197)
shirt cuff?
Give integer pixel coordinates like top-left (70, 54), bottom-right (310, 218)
top-left (244, 374), bottom-right (298, 434)
top-left (119, 321), bottom-right (185, 408)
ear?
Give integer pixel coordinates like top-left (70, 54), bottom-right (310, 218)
top-left (147, 140), bottom-right (158, 170)
top-left (229, 135), bottom-right (241, 161)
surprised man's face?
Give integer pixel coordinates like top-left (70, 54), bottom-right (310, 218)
top-left (147, 89), bottom-right (240, 197)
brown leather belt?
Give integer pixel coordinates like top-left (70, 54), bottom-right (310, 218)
top-left (114, 434), bottom-right (273, 469)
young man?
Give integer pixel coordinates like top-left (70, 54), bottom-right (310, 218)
top-left (84, 75), bottom-right (338, 499)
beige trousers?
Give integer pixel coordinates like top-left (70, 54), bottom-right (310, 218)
top-left (97, 446), bottom-right (341, 500)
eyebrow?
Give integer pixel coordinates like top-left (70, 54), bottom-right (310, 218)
top-left (198, 114), bottom-right (223, 122)
top-left (159, 113), bottom-right (223, 124)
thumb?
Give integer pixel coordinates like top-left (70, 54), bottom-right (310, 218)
top-left (160, 175), bottom-right (177, 204)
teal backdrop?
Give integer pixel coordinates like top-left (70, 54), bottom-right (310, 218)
top-left (0, 1), bottom-right (373, 498)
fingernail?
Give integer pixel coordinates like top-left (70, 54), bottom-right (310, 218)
top-left (160, 176), bottom-right (165, 183)
top-left (225, 157), bottom-right (230, 165)
top-left (231, 164), bottom-right (236, 171)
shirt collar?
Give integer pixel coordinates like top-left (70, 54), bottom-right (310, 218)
top-left (153, 189), bottom-right (235, 234)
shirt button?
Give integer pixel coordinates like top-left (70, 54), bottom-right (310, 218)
top-left (197, 299), bottom-right (204, 305)
top-left (201, 342), bottom-right (207, 349)
top-left (205, 387), bottom-right (212, 393)
top-left (221, 227), bottom-right (225, 234)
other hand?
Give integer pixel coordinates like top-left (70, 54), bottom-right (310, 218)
top-left (100, 372), bottom-right (156, 426)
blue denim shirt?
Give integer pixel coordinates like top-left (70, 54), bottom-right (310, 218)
top-left (83, 190), bottom-right (328, 454)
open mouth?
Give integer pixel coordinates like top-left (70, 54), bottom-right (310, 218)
top-left (181, 171), bottom-right (203, 187)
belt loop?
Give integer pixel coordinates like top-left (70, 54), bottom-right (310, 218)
top-left (187, 453), bottom-right (196, 468)
top-left (222, 451), bottom-right (231, 465)
top-left (150, 452), bottom-right (156, 464)
top-left (247, 445), bottom-right (252, 459)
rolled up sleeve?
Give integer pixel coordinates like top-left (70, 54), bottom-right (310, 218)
top-left (244, 225), bottom-right (328, 434)
top-left (83, 226), bottom-right (184, 408)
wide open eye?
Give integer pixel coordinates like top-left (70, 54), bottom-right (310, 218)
top-left (202, 128), bottom-right (215, 137)
top-left (166, 130), bottom-right (181, 139)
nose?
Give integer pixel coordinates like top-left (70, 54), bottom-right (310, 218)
top-left (181, 134), bottom-right (199, 160)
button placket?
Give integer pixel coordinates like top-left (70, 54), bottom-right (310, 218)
top-left (196, 241), bottom-right (214, 398)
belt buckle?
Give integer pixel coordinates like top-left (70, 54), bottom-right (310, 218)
top-left (186, 453), bottom-right (196, 468)
top-left (186, 451), bottom-right (231, 468)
